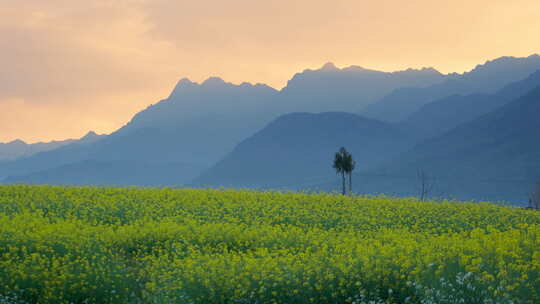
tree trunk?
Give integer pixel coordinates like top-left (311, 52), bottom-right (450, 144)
top-left (421, 178), bottom-right (425, 201)
top-left (342, 172), bottom-right (346, 195)
top-left (349, 172), bottom-right (352, 195)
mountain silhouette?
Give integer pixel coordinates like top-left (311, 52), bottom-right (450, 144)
top-left (0, 65), bottom-right (444, 184)
top-left (361, 55), bottom-right (540, 122)
top-left (359, 84), bottom-right (540, 203)
top-left (193, 112), bottom-right (414, 188)
top-left (0, 131), bottom-right (104, 162)
top-left (0, 131), bottom-right (107, 180)
top-left (111, 77), bottom-right (280, 165)
top-left (5, 160), bottom-right (201, 186)
top-left (279, 63), bottom-right (445, 113)
top-left (3, 55), bottom-right (540, 196)
top-left (0, 80), bottom-right (279, 184)
top-left (394, 84), bottom-right (540, 179)
top-left (403, 69), bottom-right (540, 139)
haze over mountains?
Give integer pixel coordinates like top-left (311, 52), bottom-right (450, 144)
top-left (361, 55), bottom-right (540, 122)
top-left (403, 70), bottom-right (540, 139)
top-left (194, 112), bottom-right (413, 188)
top-left (279, 62), bottom-right (446, 113)
top-left (0, 61), bottom-right (450, 183)
top-left (0, 131), bottom-right (103, 161)
top-left (3, 54), bottom-right (540, 204)
top-left (389, 85), bottom-right (540, 180)
top-left (362, 84), bottom-right (540, 203)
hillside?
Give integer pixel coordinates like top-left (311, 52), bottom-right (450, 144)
top-left (114, 77), bottom-right (280, 164)
top-left (402, 69), bottom-right (540, 139)
top-left (4, 160), bottom-right (201, 186)
top-left (393, 84), bottom-right (540, 179)
top-left (361, 54), bottom-right (540, 122)
top-left (194, 112), bottom-right (414, 188)
top-left (3, 55), bottom-right (540, 190)
top-left (0, 132), bottom-right (108, 180)
top-left (0, 65), bottom-right (442, 185)
top-left (0, 131), bottom-right (103, 161)
top-left (279, 63), bottom-right (445, 112)
top-left (352, 84), bottom-right (540, 203)
top-left (0, 80), bottom-right (279, 184)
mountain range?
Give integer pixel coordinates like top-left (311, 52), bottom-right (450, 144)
top-left (0, 131), bottom-right (103, 161)
top-left (356, 84), bottom-right (540, 203)
top-left (387, 84), bottom-right (540, 181)
top-left (193, 80), bottom-right (540, 203)
top-left (361, 54), bottom-right (540, 122)
top-left (279, 62), bottom-right (446, 113)
top-left (194, 112), bottom-right (413, 188)
top-left (3, 54), bottom-right (540, 204)
top-left (0, 61), bottom-right (449, 184)
top-left (402, 70), bottom-right (540, 139)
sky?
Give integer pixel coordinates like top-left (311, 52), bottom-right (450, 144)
top-left (1, 0), bottom-right (539, 143)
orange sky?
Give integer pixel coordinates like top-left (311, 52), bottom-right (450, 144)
top-left (1, 0), bottom-right (539, 143)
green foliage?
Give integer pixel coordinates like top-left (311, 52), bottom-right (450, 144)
top-left (333, 147), bottom-right (356, 194)
top-left (0, 185), bottom-right (538, 303)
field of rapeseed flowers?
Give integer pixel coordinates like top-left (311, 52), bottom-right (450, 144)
top-left (0, 185), bottom-right (538, 303)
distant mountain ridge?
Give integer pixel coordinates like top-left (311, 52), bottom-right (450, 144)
top-left (194, 112), bottom-right (414, 188)
top-left (388, 84), bottom-right (540, 180)
top-left (113, 76), bottom-right (280, 165)
top-left (354, 84), bottom-right (540, 203)
top-left (0, 131), bottom-right (104, 161)
top-left (0, 61), bottom-right (449, 184)
top-left (402, 69), bottom-right (540, 139)
top-left (4, 160), bottom-right (201, 187)
top-left (361, 54), bottom-right (540, 122)
top-left (0, 80), bottom-right (280, 184)
top-left (279, 62), bottom-right (445, 113)
top-left (3, 54), bottom-right (540, 200)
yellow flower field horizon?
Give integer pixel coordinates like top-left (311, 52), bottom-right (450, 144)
top-left (0, 185), bottom-right (538, 303)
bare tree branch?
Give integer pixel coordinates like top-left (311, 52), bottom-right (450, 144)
top-left (529, 183), bottom-right (540, 210)
top-left (417, 168), bottom-right (435, 201)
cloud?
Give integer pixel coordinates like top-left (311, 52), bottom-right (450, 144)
top-left (0, 1), bottom-right (178, 142)
top-left (0, 1), bottom-right (169, 102)
top-left (0, 0), bottom-right (539, 142)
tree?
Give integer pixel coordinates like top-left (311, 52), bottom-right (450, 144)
top-left (333, 147), bottom-right (355, 195)
top-left (343, 152), bottom-right (356, 194)
top-left (333, 148), bottom-right (346, 195)
top-left (416, 168), bottom-right (435, 201)
top-left (529, 183), bottom-right (540, 210)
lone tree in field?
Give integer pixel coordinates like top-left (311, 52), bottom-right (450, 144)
top-left (333, 147), bottom-right (356, 195)
top-left (417, 168), bottom-right (435, 201)
top-left (344, 150), bottom-right (356, 194)
top-left (529, 183), bottom-right (540, 210)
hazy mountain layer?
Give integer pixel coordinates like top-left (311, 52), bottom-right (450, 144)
top-left (3, 55), bottom-right (540, 196)
top-left (361, 55), bottom-right (540, 122)
top-left (194, 112), bottom-right (414, 188)
top-left (0, 63), bottom-right (445, 183)
top-left (347, 84), bottom-right (540, 203)
top-left (391, 84), bottom-right (540, 180)
top-left (278, 63), bottom-right (445, 113)
top-left (5, 160), bottom-right (201, 187)
top-left (402, 70), bottom-right (540, 139)
top-left (0, 131), bottom-right (103, 161)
